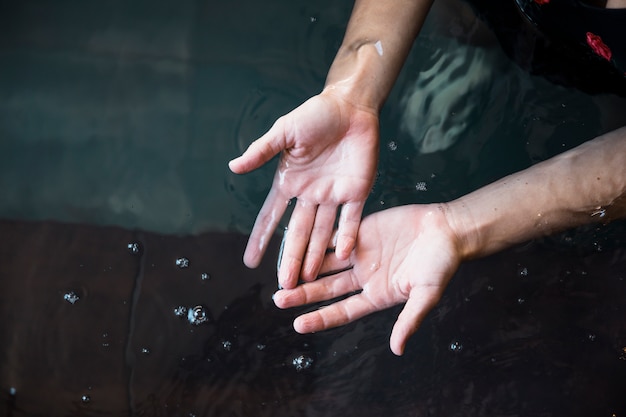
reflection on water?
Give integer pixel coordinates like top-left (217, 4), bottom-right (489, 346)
top-left (1, 0), bottom-right (626, 416)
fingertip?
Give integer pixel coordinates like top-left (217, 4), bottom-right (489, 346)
top-left (272, 291), bottom-right (288, 309)
top-left (242, 249), bottom-right (261, 269)
top-left (293, 315), bottom-right (313, 334)
top-left (389, 330), bottom-right (406, 356)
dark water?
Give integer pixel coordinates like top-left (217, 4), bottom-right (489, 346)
top-left (1, 0), bottom-right (626, 416)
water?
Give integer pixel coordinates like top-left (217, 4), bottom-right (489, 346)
top-left (1, 0), bottom-right (626, 416)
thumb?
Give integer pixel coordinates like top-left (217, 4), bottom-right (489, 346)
top-left (389, 293), bottom-right (437, 356)
top-left (229, 121), bottom-right (287, 174)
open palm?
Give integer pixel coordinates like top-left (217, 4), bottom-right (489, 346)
top-left (229, 92), bottom-right (379, 289)
top-left (273, 204), bottom-right (462, 355)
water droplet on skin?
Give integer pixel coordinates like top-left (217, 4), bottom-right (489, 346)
top-left (176, 257), bottom-right (189, 268)
top-left (64, 291), bottom-right (80, 304)
top-left (81, 395), bottom-right (90, 404)
top-left (201, 272), bottom-right (210, 281)
top-left (187, 305), bottom-right (209, 325)
top-left (449, 341), bottom-right (463, 353)
top-left (127, 242), bottom-right (141, 254)
top-left (174, 306), bottom-right (187, 317)
top-left (292, 355), bottom-right (314, 372)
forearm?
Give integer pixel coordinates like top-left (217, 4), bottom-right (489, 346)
top-left (323, 0), bottom-right (434, 112)
top-left (445, 127), bottom-right (626, 259)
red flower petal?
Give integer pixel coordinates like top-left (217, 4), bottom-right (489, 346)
top-left (586, 32), bottom-right (612, 62)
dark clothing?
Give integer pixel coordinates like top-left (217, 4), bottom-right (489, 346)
top-left (465, 0), bottom-right (626, 96)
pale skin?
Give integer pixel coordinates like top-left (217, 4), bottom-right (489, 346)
top-left (229, 0), bottom-right (434, 289)
top-left (274, 128), bottom-right (626, 355)
top-left (230, 0), bottom-right (626, 355)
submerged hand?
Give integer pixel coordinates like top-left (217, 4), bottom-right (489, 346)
top-left (272, 205), bottom-right (461, 355)
top-left (229, 92), bottom-right (379, 289)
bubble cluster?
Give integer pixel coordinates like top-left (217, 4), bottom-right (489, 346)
top-left (174, 306), bottom-right (187, 317)
top-left (222, 340), bottom-right (233, 352)
top-left (415, 182), bottom-right (428, 192)
top-left (64, 291), bottom-right (80, 304)
top-left (101, 332), bottom-right (110, 348)
top-left (176, 257), bottom-right (190, 268)
top-left (292, 354), bottom-right (314, 372)
top-left (187, 305), bottom-right (209, 326)
top-left (387, 141), bottom-right (398, 151)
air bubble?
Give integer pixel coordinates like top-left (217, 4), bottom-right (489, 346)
top-left (222, 340), bottom-right (233, 351)
top-left (388, 141), bottom-right (397, 151)
top-left (517, 297), bottom-right (525, 305)
top-left (127, 242), bottom-right (141, 254)
top-left (448, 341), bottom-right (463, 353)
top-left (9, 387), bottom-right (16, 396)
top-left (64, 291), bottom-right (80, 304)
top-left (256, 343), bottom-right (266, 351)
top-left (187, 305), bottom-right (209, 325)
top-left (518, 267), bottom-right (528, 277)
top-left (141, 347), bottom-right (151, 355)
top-left (201, 272), bottom-right (210, 281)
top-left (81, 395), bottom-right (90, 404)
top-left (176, 257), bottom-right (190, 268)
top-left (174, 306), bottom-right (187, 317)
top-left (292, 354), bottom-right (314, 372)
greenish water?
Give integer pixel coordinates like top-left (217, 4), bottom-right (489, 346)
top-left (0, 0), bottom-right (614, 236)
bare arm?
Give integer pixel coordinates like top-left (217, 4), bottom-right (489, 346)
top-left (323, 0), bottom-right (434, 112)
top-left (446, 126), bottom-right (626, 260)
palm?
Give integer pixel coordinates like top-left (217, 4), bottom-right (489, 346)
top-left (229, 93), bottom-right (379, 288)
top-left (273, 205), bottom-right (461, 356)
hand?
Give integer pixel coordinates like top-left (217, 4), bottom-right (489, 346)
top-left (272, 205), bottom-right (462, 356)
top-left (229, 91), bottom-right (379, 289)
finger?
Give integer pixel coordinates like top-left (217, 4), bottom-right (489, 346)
top-left (228, 119), bottom-right (287, 174)
top-left (335, 202), bottom-right (365, 260)
top-left (273, 269), bottom-right (360, 309)
top-left (243, 187), bottom-right (289, 268)
top-left (301, 205), bottom-right (337, 281)
top-left (278, 199), bottom-right (317, 289)
top-left (389, 292), bottom-right (439, 356)
top-left (291, 292), bottom-right (376, 334)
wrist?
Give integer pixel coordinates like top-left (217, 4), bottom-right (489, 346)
top-left (439, 201), bottom-right (484, 261)
top-left (323, 40), bottom-right (395, 113)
